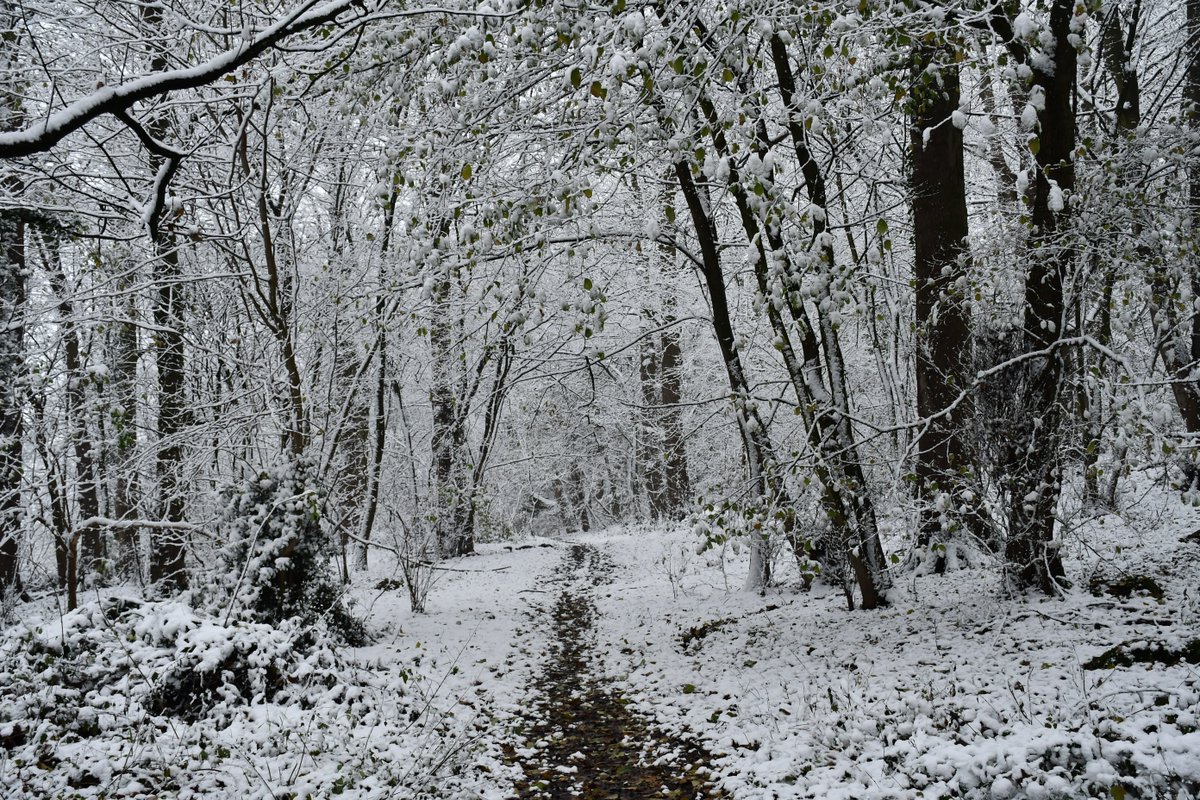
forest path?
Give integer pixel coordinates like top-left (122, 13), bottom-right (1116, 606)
top-left (503, 542), bottom-right (724, 799)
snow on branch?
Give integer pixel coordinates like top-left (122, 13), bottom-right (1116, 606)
top-left (0, 0), bottom-right (377, 159)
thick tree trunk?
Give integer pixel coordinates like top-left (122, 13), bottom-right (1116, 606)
top-left (1004, 0), bottom-right (1075, 593)
top-left (909, 44), bottom-right (985, 565)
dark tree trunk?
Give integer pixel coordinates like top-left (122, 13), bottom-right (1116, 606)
top-left (148, 238), bottom-right (188, 590)
top-left (357, 194), bottom-right (398, 571)
top-left (429, 266), bottom-right (472, 557)
top-left (0, 212), bottom-right (23, 603)
top-left (1004, 0), bottom-right (1075, 593)
top-left (357, 298), bottom-right (388, 571)
top-left (0, 2), bottom-right (25, 603)
top-left (909, 44), bottom-right (985, 565)
top-left (1160, 0), bottom-right (1200, 432)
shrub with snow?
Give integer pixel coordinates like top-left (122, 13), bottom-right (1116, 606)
top-left (218, 459), bottom-right (365, 645)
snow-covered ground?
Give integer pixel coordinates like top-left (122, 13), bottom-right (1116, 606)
top-left (586, 508), bottom-right (1200, 799)
top-left (1, 489), bottom-right (1198, 799)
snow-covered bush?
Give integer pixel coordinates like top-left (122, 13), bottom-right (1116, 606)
top-left (218, 459), bottom-right (365, 645)
top-left (0, 594), bottom-right (483, 798)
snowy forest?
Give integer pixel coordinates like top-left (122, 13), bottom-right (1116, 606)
top-left (0, 0), bottom-right (1198, 797)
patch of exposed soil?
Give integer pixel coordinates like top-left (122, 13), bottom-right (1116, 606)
top-left (506, 544), bottom-right (724, 799)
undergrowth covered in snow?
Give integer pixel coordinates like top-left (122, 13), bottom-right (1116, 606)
top-left (589, 487), bottom-right (1200, 800)
top-left (2, 484), bottom-right (1198, 799)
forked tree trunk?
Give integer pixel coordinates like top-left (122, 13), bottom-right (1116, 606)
top-left (769, 34), bottom-right (890, 606)
top-left (674, 161), bottom-right (780, 590)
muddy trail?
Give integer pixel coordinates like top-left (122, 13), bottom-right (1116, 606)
top-left (505, 543), bottom-right (724, 799)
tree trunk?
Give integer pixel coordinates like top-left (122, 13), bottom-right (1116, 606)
top-left (769, 35), bottom-right (890, 605)
top-left (1004, 0), bottom-right (1075, 593)
top-left (638, 327), bottom-right (666, 520)
top-left (674, 160), bottom-right (779, 590)
top-left (429, 266), bottom-right (472, 557)
top-left (1159, 0), bottom-right (1200, 432)
top-left (659, 321), bottom-right (691, 518)
top-left (144, 3), bottom-right (187, 591)
top-left (909, 43), bottom-right (985, 566)
top-left (110, 277), bottom-right (142, 581)
top-left (0, 212), bottom-right (23, 603)
top-left (0, 2), bottom-right (25, 602)
top-left (45, 238), bottom-right (104, 595)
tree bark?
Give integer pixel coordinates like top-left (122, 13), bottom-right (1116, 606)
top-left (45, 238), bottom-right (104, 600)
top-left (769, 34), bottom-right (890, 605)
top-left (429, 265), bottom-right (472, 557)
top-left (0, 211), bottom-right (23, 603)
top-left (143, 4), bottom-right (187, 591)
top-left (0, 3), bottom-right (25, 602)
top-left (674, 160), bottom-right (780, 590)
top-left (909, 43), bottom-right (985, 565)
top-left (1004, 0), bottom-right (1075, 593)
top-left (109, 273), bottom-right (142, 581)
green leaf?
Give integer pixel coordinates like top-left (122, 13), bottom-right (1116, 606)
top-left (1111, 786), bottom-right (1126, 800)
top-left (876, 218), bottom-right (888, 235)
top-left (590, 81), bottom-right (607, 100)
top-left (583, 277), bottom-right (593, 290)
top-left (461, 164), bottom-right (472, 180)
top-left (570, 67), bottom-right (582, 89)
top-left (682, 683), bottom-right (697, 694)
